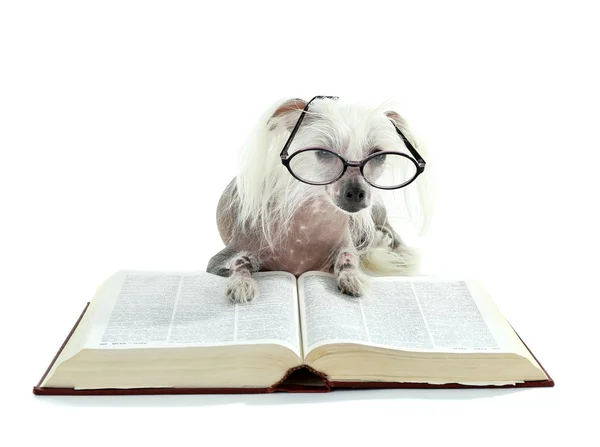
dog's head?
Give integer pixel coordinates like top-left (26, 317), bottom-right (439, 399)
top-left (267, 97), bottom-right (419, 214)
top-left (235, 96), bottom-right (429, 243)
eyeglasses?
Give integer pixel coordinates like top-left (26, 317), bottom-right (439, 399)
top-left (279, 96), bottom-right (426, 190)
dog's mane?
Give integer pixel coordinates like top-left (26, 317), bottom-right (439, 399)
top-left (232, 97), bottom-right (432, 249)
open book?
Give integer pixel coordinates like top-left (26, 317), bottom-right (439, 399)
top-left (34, 270), bottom-right (553, 395)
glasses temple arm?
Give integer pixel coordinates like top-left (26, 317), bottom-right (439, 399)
top-left (391, 121), bottom-right (426, 169)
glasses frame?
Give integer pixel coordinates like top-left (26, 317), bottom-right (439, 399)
top-left (279, 95), bottom-right (427, 190)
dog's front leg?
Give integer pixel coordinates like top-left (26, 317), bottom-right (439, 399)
top-left (207, 247), bottom-right (260, 303)
top-left (334, 248), bottom-right (368, 297)
top-left (226, 252), bottom-right (261, 303)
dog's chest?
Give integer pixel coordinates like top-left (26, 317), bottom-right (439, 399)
top-left (260, 200), bottom-right (349, 276)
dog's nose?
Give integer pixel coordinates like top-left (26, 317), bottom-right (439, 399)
top-left (344, 187), bottom-right (365, 203)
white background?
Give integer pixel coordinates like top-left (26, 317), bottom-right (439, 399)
top-left (1, 1), bottom-right (599, 445)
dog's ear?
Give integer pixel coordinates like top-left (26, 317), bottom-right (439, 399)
top-left (385, 110), bottom-right (418, 148)
top-left (385, 110), bottom-right (432, 235)
top-left (272, 98), bottom-right (307, 117)
top-left (268, 98), bottom-right (307, 131)
top-left (385, 111), bottom-right (408, 129)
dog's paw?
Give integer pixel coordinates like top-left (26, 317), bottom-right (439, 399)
top-left (337, 269), bottom-right (368, 297)
top-left (376, 226), bottom-right (406, 251)
top-left (226, 275), bottom-right (258, 304)
top-left (375, 228), bottom-right (396, 249)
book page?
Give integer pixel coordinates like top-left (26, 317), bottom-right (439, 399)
top-left (298, 272), bottom-right (523, 355)
top-left (82, 270), bottom-right (301, 357)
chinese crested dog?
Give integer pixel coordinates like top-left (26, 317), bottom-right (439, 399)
top-left (208, 96), bottom-right (431, 303)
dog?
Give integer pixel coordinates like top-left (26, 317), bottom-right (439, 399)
top-left (207, 96), bottom-right (430, 303)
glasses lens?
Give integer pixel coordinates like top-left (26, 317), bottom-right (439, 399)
top-left (288, 149), bottom-right (344, 184)
top-left (363, 152), bottom-right (418, 188)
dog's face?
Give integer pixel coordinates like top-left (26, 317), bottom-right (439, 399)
top-left (270, 98), bottom-right (412, 214)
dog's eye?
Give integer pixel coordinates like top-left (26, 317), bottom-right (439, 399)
top-left (316, 150), bottom-right (336, 161)
top-left (370, 151), bottom-right (386, 164)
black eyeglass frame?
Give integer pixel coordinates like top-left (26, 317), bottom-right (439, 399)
top-left (279, 95), bottom-right (427, 190)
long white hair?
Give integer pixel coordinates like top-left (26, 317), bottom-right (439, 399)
top-left (232, 96), bottom-right (433, 273)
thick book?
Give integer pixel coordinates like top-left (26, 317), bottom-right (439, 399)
top-left (33, 271), bottom-right (554, 395)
